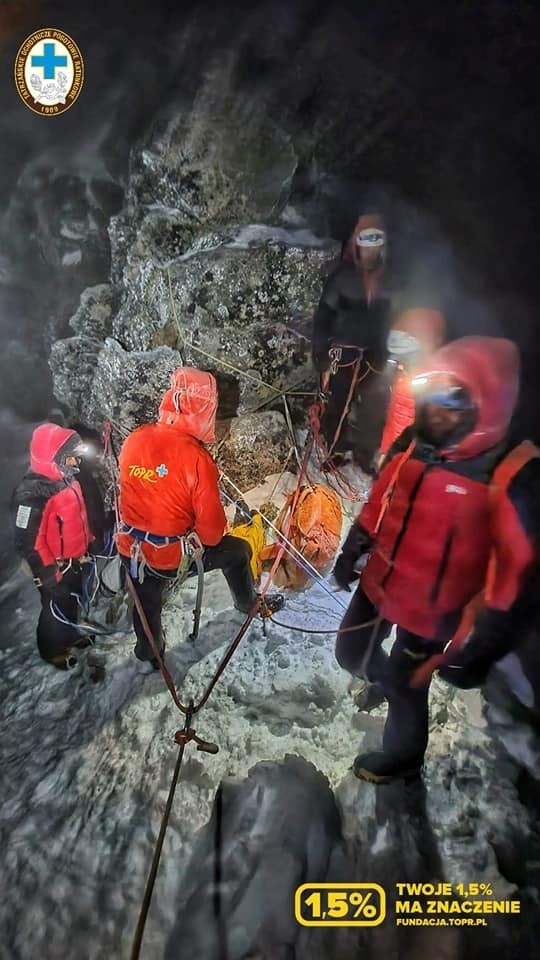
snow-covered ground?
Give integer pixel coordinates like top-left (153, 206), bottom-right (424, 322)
top-left (0, 550), bottom-right (361, 960)
top-left (1, 470), bottom-right (538, 960)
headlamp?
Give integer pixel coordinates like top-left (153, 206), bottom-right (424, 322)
top-left (419, 384), bottom-right (474, 411)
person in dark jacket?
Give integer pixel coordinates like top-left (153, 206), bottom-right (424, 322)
top-left (333, 336), bottom-right (540, 782)
top-left (311, 212), bottom-right (393, 474)
top-left (12, 423), bottom-right (94, 669)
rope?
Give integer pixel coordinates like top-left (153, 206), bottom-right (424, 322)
top-left (251, 381), bottom-right (315, 412)
top-left (282, 395), bottom-right (303, 474)
top-left (196, 433), bottom-right (314, 712)
top-left (359, 613), bottom-right (385, 678)
top-left (311, 342), bottom-right (385, 503)
top-left (309, 402), bottom-right (364, 503)
top-left (188, 550), bottom-right (205, 642)
top-left (266, 447), bottom-right (294, 504)
top-left (49, 599), bottom-right (117, 637)
top-left (105, 373), bottom-right (370, 950)
top-left (130, 704), bottom-right (193, 960)
top-left (326, 355), bottom-right (363, 459)
top-left (269, 614), bottom-right (379, 636)
top-left (219, 475), bottom-right (347, 612)
top-left (166, 268), bottom-right (186, 366)
top-left (124, 572), bottom-right (189, 711)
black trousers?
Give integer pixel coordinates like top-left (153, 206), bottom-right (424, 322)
top-left (336, 587), bottom-right (459, 764)
top-left (122, 535), bottom-right (256, 661)
top-left (37, 565), bottom-right (85, 667)
top-left (323, 369), bottom-right (389, 473)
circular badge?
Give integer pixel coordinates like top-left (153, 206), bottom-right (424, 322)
top-left (14, 28), bottom-right (84, 116)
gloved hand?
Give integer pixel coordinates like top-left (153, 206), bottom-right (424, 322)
top-left (333, 523), bottom-right (372, 591)
top-left (33, 565), bottom-right (62, 590)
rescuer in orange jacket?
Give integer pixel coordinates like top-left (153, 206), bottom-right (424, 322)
top-left (117, 368), bottom-right (284, 668)
top-left (332, 336), bottom-right (540, 783)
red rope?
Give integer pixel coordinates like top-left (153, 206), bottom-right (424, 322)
top-left (327, 357), bottom-right (367, 458)
top-left (310, 349), bottom-right (385, 503)
top-left (309, 401), bottom-right (364, 502)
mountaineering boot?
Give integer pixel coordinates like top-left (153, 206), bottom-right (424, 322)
top-left (353, 750), bottom-right (424, 784)
top-left (258, 593), bottom-right (285, 618)
top-left (49, 652), bottom-right (79, 670)
top-left (350, 679), bottom-right (386, 712)
top-left (136, 641), bottom-right (166, 674)
top-left (234, 594), bottom-right (286, 618)
top-left (137, 655), bottom-right (163, 675)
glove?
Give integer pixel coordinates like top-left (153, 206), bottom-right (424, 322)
top-left (33, 565), bottom-right (62, 590)
top-left (332, 523), bottom-right (372, 592)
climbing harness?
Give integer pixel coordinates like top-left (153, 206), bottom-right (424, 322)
top-left (311, 342), bottom-right (385, 501)
top-left (120, 525), bottom-right (206, 642)
top-left (103, 420), bottom-right (208, 644)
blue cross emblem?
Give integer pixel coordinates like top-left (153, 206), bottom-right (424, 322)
top-left (156, 463), bottom-right (168, 478)
top-left (31, 43), bottom-right (68, 80)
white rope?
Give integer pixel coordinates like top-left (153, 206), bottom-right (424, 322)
top-left (220, 470), bottom-right (347, 611)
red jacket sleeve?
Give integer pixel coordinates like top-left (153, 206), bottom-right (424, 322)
top-left (192, 450), bottom-right (227, 546)
top-left (379, 370), bottom-right (416, 456)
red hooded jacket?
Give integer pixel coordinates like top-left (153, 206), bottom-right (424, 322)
top-left (356, 337), bottom-right (536, 638)
top-left (380, 308), bottom-right (446, 456)
top-left (13, 424), bottom-right (92, 578)
top-left (117, 369), bottom-right (226, 569)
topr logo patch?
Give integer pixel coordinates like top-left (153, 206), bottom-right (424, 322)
top-left (128, 464), bottom-right (169, 482)
top-left (14, 28), bottom-right (84, 116)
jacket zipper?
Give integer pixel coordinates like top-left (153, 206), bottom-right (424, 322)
top-left (430, 527), bottom-right (456, 604)
top-left (57, 516), bottom-right (64, 556)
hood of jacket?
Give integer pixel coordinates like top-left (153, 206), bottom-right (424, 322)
top-left (157, 367), bottom-right (218, 443)
top-left (29, 424), bottom-right (80, 481)
top-left (414, 336), bottom-right (519, 459)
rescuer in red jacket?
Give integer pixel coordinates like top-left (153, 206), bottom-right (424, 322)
top-left (12, 424), bottom-right (94, 669)
top-left (332, 336), bottom-right (540, 783)
top-left (117, 368), bottom-right (284, 668)
top-left (379, 307), bottom-right (446, 460)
